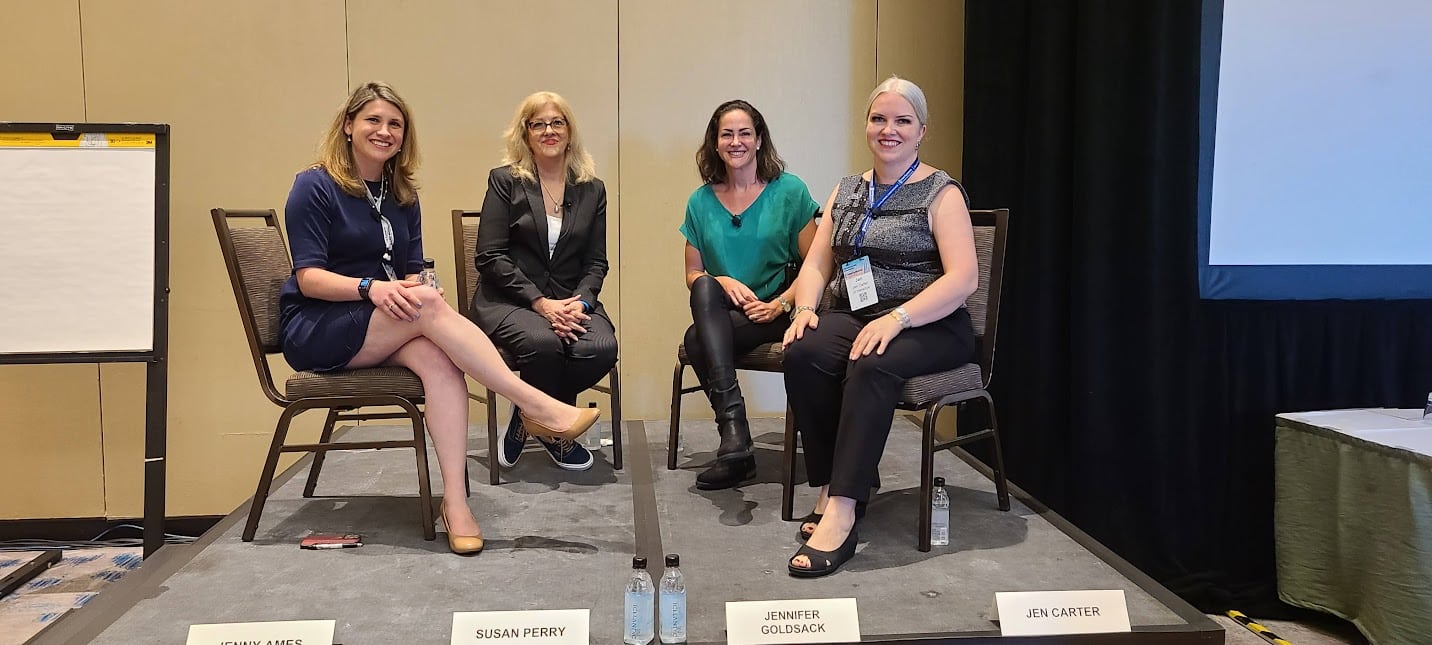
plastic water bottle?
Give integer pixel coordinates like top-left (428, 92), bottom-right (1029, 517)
top-left (931, 476), bottom-right (950, 546)
top-left (585, 402), bottom-right (603, 450)
top-left (624, 557), bottom-right (654, 645)
top-left (418, 258), bottom-right (440, 290)
top-left (1423, 392), bottom-right (1432, 422)
top-left (659, 554), bottom-right (687, 643)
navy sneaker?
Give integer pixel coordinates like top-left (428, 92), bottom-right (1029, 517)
top-left (535, 435), bottom-right (595, 471)
top-left (497, 407), bottom-right (528, 468)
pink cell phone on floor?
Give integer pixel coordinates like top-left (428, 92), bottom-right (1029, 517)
top-left (299, 534), bottom-right (362, 549)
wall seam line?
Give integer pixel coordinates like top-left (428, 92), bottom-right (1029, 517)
top-left (615, 0), bottom-right (623, 351)
top-left (77, 0), bottom-right (88, 120)
top-left (343, 0), bottom-right (351, 90)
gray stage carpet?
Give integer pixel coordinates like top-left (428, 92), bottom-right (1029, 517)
top-left (73, 416), bottom-right (1211, 644)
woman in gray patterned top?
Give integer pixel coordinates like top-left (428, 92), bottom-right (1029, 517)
top-left (781, 76), bottom-right (980, 577)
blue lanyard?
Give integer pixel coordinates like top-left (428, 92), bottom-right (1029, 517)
top-left (854, 158), bottom-right (920, 255)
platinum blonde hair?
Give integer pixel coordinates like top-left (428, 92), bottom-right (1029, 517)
top-left (866, 75), bottom-right (929, 125)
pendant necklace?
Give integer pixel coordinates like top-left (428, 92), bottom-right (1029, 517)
top-left (538, 172), bottom-right (564, 216)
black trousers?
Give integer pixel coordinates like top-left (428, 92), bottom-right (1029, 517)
top-left (683, 276), bottom-right (787, 409)
top-left (783, 308), bottom-right (976, 502)
top-left (488, 308), bottom-right (618, 405)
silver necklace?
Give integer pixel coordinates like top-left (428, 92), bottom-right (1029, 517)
top-left (537, 172), bottom-right (564, 216)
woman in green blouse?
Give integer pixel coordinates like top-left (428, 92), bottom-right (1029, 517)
top-left (679, 99), bottom-right (819, 490)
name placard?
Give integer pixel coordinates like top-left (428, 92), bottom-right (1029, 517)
top-left (725, 598), bottom-right (860, 644)
top-left (452, 609), bottom-right (588, 645)
top-left (994, 590), bottom-right (1130, 636)
top-left (185, 619), bottom-right (335, 645)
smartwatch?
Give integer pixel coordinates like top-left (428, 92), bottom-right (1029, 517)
top-left (357, 277), bottom-right (374, 302)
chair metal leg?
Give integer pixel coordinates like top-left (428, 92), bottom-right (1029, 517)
top-left (243, 405), bottom-right (303, 542)
top-left (608, 366), bottom-right (623, 470)
top-left (781, 405), bottom-right (798, 521)
top-left (918, 405), bottom-right (940, 552)
top-left (667, 362), bottom-right (686, 470)
top-left (981, 392), bottom-right (1011, 511)
top-left (601, 366), bottom-right (618, 467)
top-left (401, 400), bottom-right (436, 541)
top-left (302, 408), bottom-right (340, 498)
top-left (486, 386), bottom-right (500, 485)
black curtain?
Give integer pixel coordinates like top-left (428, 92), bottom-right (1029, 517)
top-left (962, 1), bottom-right (1432, 612)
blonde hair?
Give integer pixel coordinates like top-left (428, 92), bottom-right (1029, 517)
top-left (314, 81), bottom-right (420, 206)
top-left (866, 75), bottom-right (930, 125)
top-left (500, 91), bottom-right (597, 183)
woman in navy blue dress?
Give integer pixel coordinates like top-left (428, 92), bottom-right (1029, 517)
top-left (279, 82), bottom-right (599, 555)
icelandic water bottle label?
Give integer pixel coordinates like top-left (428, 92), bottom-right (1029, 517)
top-left (451, 609), bottom-right (588, 644)
top-left (930, 477), bottom-right (951, 547)
top-left (1424, 392), bottom-right (1432, 421)
top-left (659, 594), bottom-right (686, 643)
top-left (930, 516), bottom-right (950, 546)
top-left (625, 590), bottom-right (655, 644)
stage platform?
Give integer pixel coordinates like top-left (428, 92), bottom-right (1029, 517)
top-left (33, 417), bottom-right (1222, 644)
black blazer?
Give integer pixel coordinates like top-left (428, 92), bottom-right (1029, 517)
top-left (470, 165), bottom-right (609, 333)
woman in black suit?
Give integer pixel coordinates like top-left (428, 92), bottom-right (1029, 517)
top-left (472, 91), bottom-right (617, 472)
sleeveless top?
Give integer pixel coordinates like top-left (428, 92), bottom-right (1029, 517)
top-left (827, 170), bottom-right (969, 319)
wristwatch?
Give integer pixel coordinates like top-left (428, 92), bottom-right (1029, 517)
top-left (892, 306), bottom-right (913, 329)
top-left (777, 296), bottom-right (792, 313)
top-left (357, 277), bottom-right (374, 302)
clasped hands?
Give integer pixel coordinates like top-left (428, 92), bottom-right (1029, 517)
top-left (715, 276), bottom-right (784, 324)
top-left (533, 295), bottom-right (589, 342)
top-left (370, 279), bottom-right (442, 322)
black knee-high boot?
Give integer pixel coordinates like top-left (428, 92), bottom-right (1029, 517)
top-left (709, 377), bottom-right (754, 461)
top-left (689, 276), bottom-right (754, 462)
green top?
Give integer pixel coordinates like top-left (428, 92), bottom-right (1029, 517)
top-left (679, 172), bottom-right (820, 301)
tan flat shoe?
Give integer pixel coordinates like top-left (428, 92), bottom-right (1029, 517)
top-left (441, 506), bottom-right (483, 555)
top-left (520, 406), bottom-right (600, 442)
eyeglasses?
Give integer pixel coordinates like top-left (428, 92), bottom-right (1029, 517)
top-left (527, 118), bottom-right (568, 133)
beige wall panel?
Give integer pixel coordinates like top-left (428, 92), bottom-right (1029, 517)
top-left (618, 0), bottom-right (877, 419)
top-left (0, 365), bottom-right (104, 519)
top-left (0, 2), bottom-right (85, 121)
top-left (876, 0), bottom-right (965, 179)
top-left (98, 363), bottom-right (144, 517)
top-left (0, 0), bottom-right (103, 521)
top-left (79, 0), bottom-right (349, 516)
top-left (346, 0), bottom-right (621, 420)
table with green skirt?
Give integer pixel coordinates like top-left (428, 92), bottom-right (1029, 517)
top-left (1274, 408), bottom-right (1432, 645)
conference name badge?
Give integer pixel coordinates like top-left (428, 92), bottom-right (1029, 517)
top-left (725, 598), bottom-right (860, 644)
top-left (451, 609), bottom-right (588, 645)
top-left (841, 256), bottom-right (878, 310)
top-left (186, 619), bottom-right (335, 645)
